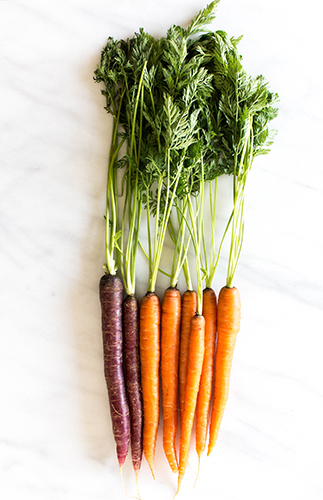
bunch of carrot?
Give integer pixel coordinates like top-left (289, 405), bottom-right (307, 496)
top-left (94, 1), bottom-right (278, 496)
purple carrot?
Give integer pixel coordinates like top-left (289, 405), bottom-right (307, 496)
top-left (99, 273), bottom-right (130, 468)
top-left (123, 294), bottom-right (143, 475)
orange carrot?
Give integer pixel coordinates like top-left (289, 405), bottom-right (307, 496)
top-left (177, 314), bottom-right (205, 491)
top-left (196, 288), bottom-right (217, 459)
top-left (178, 290), bottom-right (197, 423)
top-left (139, 291), bottom-right (161, 478)
top-left (161, 287), bottom-right (181, 473)
top-left (207, 286), bottom-right (241, 455)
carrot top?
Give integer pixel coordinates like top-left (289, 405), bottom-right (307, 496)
top-left (94, 40), bottom-right (127, 275)
top-left (189, 30), bottom-right (279, 288)
top-left (94, 6), bottom-right (279, 293)
top-left (132, 4), bottom-right (219, 293)
top-left (94, 32), bottom-right (155, 292)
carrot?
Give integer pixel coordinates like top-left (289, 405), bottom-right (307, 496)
top-left (176, 132), bottom-right (206, 492)
top-left (207, 285), bottom-right (241, 455)
top-left (177, 314), bottom-right (205, 491)
top-left (139, 291), bottom-right (161, 478)
top-left (196, 288), bottom-right (217, 459)
top-left (99, 273), bottom-right (130, 469)
top-left (123, 294), bottom-right (143, 476)
top-left (178, 290), bottom-right (197, 422)
top-left (161, 287), bottom-right (181, 473)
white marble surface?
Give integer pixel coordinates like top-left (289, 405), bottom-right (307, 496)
top-left (1, 1), bottom-right (323, 499)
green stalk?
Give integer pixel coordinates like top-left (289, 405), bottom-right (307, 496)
top-left (182, 256), bottom-right (193, 291)
top-left (226, 117), bottom-right (254, 288)
top-left (104, 97), bottom-right (126, 274)
top-left (146, 187), bottom-right (153, 283)
top-left (168, 210), bottom-right (192, 290)
top-left (152, 175), bottom-right (163, 274)
top-left (138, 240), bottom-right (171, 279)
top-left (187, 159), bottom-right (204, 315)
top-left (205, 177), bottom-right (225, 289)
top-left (148, 160), bottom-right (183, 293)
top-left (208, 179), bottom-right (217, 275)
top-left (117, 61), bottom-right (147, 295)
top-left (196, 161), bottom-right (204, 312)
top-left (170, 199), bottom-right (189, 288)
top-left (131, 195), bottom-right (143, 286)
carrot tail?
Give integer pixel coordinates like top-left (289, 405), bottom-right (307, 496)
top-left (123, 294), bottom-right (143, 474)
top-left (179, 290), bottom-right (197, 423)
top-left (196, 288), bottom-right (217, 458)
top-left (161, 287), bottom-right (181, 473)
top-left (139, 292), bottom-right (161, 478)
top-left (177, 314), bottom-right (205, 491)
top-left (207, 286), bottom-right (241, 456)
top-left (99, 274), bottom-right (130, 468)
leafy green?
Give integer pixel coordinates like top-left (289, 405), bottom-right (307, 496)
top-left (94, 0), bottom-right (279, 293)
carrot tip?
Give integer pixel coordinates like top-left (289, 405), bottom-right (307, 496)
top-left (147, 461), bottom-right (155, 480)
top-left (174, 475), bottom-right (183, 500)
top-left (172, 487), bottom-right (180, 500)
top-left (135, 471), bottom-right (142, 500)
top-left (193, 456), bottom-right (201, 490)
top-left (207, 445), bottom-right (214, 457)
top-left (119, 466), bottom-right (141, 500)
top-left (119, 466), bottom-right (128, 497)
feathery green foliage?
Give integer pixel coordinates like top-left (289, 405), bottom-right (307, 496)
top-left (94, 0), bottom-right (278, 292)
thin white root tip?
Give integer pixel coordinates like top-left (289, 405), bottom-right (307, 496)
top-left (119, 466), bottom-right (128, 497)
top-left (135, 471), bottom-right (142, 500)
top-left (172, 487), bottom-right (179, 500)
top-left (193, 456), bottom-right (201, 490)
top-left (148, 463), bottom-right (155, 480)
top-left (187, 459), bottom-right (196, 474)
top-left (119, 467), bottom-right (139, 499)
top-left (173, 474), bottom-right (183, 500)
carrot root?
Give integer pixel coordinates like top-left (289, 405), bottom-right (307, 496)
top-left (177, 314), bottom-right (205, 492)
top-left (139, 291), bottom-right (161, 478)
top-left (161, 287), bottom-right (181, 473)
top-left (196, 288), bottom-right (217, 458)
top-left (179, 290), bottom-right (197, 423)
top-left (123, 294), bottom-right (143, 473)
top-left (100, 274), bottom-right (130, 468)
top-left (207, 286), bottom-right (241, 456)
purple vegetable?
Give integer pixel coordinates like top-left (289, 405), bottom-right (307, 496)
top-left (99, 273), bottom-right (130, 468)
top-left (123, 294), bottom-right (143, 474)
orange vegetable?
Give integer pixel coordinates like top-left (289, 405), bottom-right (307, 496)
top-left (161, 287), bottom-right (181, 472)
top-left (196, 288), bottom-right (217, 459)
top-left (177, 314), bottom-right (205, 491)
top-left (207, 286), bottom-right (241, 455)
top-left (139, 291), bottom-right (161, 477)
top-left (178, 290), bottom-right (197, 423)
